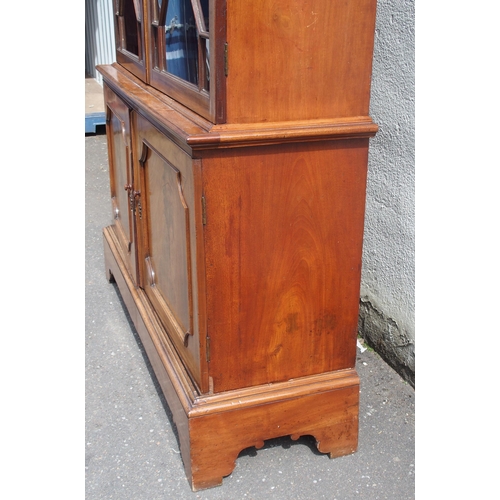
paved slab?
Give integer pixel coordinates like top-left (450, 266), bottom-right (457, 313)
top-left (86, 77), bottom-right (105, 114)
top-left (85, 133), bottom-right (415, 499)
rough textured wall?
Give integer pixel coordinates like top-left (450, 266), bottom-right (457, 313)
top-left (360, 0), bottom-right (415, 386)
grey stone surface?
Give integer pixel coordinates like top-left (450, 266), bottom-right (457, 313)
top-left (361, 0), bottom-right (415, 384)
top-left (85, 134), bottom-right (414, 499)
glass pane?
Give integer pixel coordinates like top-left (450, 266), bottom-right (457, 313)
top-left (165, 0), bottom-right (209, 89)
top-left (153, 0), bottom-right (160, 23)
top-left (123, 0), bottom-right (140, 57)
top-left (165, 0), bottom-right (199, 85)
top-left (202, 37), bottom-right (209, 91)
top-left (200, 0), bottom-right (209, 28)
top-left (132, 0), bottom-right (142, 21)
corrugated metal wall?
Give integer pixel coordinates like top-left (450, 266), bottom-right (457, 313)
top-left (85, 0), bottom-right (116, 85)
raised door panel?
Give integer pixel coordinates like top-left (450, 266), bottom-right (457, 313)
top-left (104, 85), bottom-right (138, 282)
top-left (134, 113), bottom-right (205, 388)
top-left (202, 140), bottom-right (369, 393)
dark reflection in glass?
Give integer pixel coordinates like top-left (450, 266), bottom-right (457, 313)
top-left (200, 0), bottom-right (209, 25)
top-left (165, 0), bottom-right (199, 84)
top-left (202, 37), bottom-right (210, 91)
top-left (164, 0), bottom-right (209, 88)
top-left (123, 0), bottom-right (140, 56)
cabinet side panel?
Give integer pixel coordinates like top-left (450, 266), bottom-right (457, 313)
top-left (225, 0), bottom-right (377, 123)
top-left (203, 140), bottom-right (369, 392)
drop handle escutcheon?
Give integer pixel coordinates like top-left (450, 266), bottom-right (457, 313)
top-left (124, 184), bottom-right (142, 218)
top-left (133, 190), bottom-right (142, 219)
top-left (125, 184), bottom-right (134, 212)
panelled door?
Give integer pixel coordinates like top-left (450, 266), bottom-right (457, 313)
top-left (104, 85), bottom-right (138, 283)
top-left (133, 113), bottom-right (204, 388)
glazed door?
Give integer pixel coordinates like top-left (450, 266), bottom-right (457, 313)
top-left (113, 0), bottom-right (148, 82)
top-left (104, 85), bottom-right (138, 282)
top-left (134, 113), bottom-right (204, 387)
top-left (147, 0), bottom-right (227, 122)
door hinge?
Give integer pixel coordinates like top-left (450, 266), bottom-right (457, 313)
top-left (206, 336), bottom-right (211, 363)
top-left (224, 43), bottom-right (229, 77)
top-left (201, 195), bottom-right (207, 225)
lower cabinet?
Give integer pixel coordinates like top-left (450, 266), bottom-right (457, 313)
top-left (101, 74), bottom-right (372, 491)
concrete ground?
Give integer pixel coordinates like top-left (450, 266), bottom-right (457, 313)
top-left (86, 77), bottom-right (105, 114)
top-left (85, 81), bottom-right (415, 499)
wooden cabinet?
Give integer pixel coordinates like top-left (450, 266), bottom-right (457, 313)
top-left (98, 0), bottom-right (378, 491)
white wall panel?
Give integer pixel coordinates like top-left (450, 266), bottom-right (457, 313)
top-left (85, 0), bottom-right (116, 85)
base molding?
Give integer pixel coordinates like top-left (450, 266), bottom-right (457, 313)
top-left (104, 225), bottom-right (360, 491)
